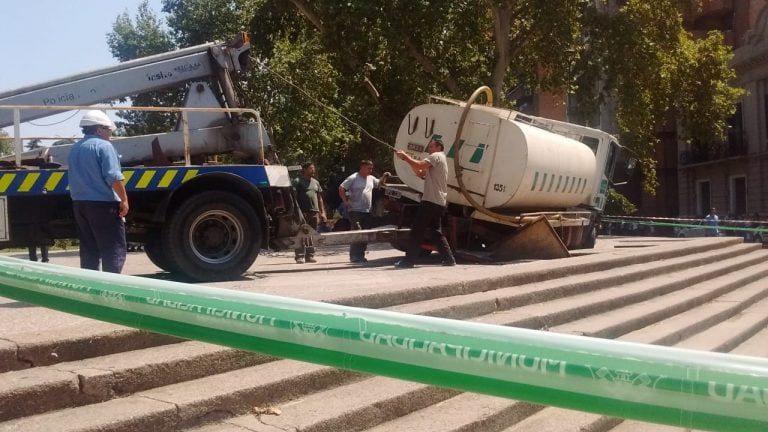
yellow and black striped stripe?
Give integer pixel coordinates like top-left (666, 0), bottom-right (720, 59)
top-left (0, 165), bottom-right (272, 196)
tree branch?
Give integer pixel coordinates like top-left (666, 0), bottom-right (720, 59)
top-left (288, 0), bottom-right (324, 33)
top-left (488, 1), bottom-right (513, 105)
top-left (403, 36), bottom-right (461, 96)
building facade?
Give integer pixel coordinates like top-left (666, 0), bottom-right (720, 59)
top-left (678, 0), bottom-right (767, 219)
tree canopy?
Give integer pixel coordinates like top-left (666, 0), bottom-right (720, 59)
top-left (0, 130), bottom-right (13, 157)
top-left (109, 0), bottom-right (742, 192)
top-left (25, 138), bottom-right (43, 151)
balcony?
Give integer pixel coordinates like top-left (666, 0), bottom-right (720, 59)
top-left (687, 0), bottom-right (734, 32)
top-left (700, 0), bottom-right (734, 16)
top-left (679, 131), bottom-right (747, 166)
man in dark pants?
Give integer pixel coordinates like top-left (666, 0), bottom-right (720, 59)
top-left (339, 160), bottom-right (390, 263)
top-left (68, 110), bottom-right (129, 273)
top-left (394, 138), bottom-right (456, 268)
top-left (27, 245), bottom-right (49, 263)
top-left (293, 162), bottom-right (327, 263)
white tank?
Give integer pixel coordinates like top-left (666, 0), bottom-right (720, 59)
top-left (394, 104), bottom-right (597, 211)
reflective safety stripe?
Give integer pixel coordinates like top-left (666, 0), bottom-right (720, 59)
top-left (0, 173), bottom-right (17, 193)
top-left (44, 171), bottom-right (65, 191)
top-left (122, 171), bottom-right (135, 185)
top-left (158, 170), bottom-right (177, 188)
top-left (18, 172), bottom-right (40, 192)
top-left (136, 171), bottom-right (156, 189)
top-left (0, 165), bottom-right (270, 195)
top-left (182, 169), bottom-right (198, 183)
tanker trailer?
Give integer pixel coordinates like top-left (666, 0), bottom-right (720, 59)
top-left (383, 91), bottom-right (621, 261)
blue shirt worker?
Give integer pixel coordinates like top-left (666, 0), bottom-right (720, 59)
top-left (338, 160), bottom-right (390, 263)
top-left (68, 110), bottom-right (129, 273)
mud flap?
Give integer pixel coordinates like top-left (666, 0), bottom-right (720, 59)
top-left (488, 216), bottom-right (570, 261)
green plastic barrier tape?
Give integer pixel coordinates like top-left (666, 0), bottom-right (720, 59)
top-left (602, 216), bottom-right (768, 234)
top-left (0, 256), bottom-right (766, 431)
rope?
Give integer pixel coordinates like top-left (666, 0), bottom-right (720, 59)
top-left (27, 110), bottom-right (81, 127)
top-left (257, 59), bottom-right (395, 150)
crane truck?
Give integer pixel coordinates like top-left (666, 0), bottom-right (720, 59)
top-left (0, 35), bottom-right (620, 280)
top-left (0, 34), bottom-right (308, 282)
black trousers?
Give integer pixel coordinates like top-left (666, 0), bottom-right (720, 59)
top-left (348, 211), bottom-right (373, 261)
top-left (405, 201), bottom-right (454, 263)
top-left (73, 201), bottom-right (127, 273)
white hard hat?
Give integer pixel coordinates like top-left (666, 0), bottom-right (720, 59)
top-left (79, 110), bottom-right (116, 129)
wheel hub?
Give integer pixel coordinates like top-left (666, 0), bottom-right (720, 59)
top-left (188, 210), bottom-right (244, 264)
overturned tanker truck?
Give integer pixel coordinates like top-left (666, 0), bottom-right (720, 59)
top-left (382, 87), bottom-right (621, 261)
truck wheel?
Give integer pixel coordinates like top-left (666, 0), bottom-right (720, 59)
top-left (144, 235), bottom-right (179, 274)
top-left (164, 191), bottom-right (261, 281)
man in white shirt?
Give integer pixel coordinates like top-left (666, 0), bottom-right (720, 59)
top-left (339, 160), bottom-right (390, 263)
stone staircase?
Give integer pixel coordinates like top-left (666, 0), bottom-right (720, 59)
top-left (1, 237), bottom-right (767, 431)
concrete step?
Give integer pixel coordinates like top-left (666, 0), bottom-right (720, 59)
top-left (551, 260), bottom-right (768, 338)
top-left (0, 320), bottom-right (181, 373)
top-left (471, 248), bottom-right (768, 329)
top-left (605, 326), bottom-right (768, 432)
top-left (365, 394), bottom-right (542, 432)
top-left (0, 238), bottom-right (744, 375)
top-left (0, 341), bottom-right (274, 421)
top-left (499, 407), bottom-right (622, 432)
top-left (1, 238), bottom-right (764, 432)
top-left (332, 237), bottom-right (748, 309)
top-left (623, 283), bottom-right (768, 347)
top-left (152, 245), bottom-right (768, 432)
top-left (387, 242), bottom-right (757, 319)
top-left (184, 376), bottom-right (460, 432)
top-left (503, 281), bottom-right (768, 432)
top-left (0, 359), bottom-right (363, 432)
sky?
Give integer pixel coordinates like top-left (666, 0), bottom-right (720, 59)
top-left (0, 0), bottom-right (166, 146)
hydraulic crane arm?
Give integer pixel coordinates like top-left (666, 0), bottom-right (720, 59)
top-left (0, 34), bottom-right (250, 128)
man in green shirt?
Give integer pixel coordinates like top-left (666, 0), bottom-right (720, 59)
top-left (293, 162), bottom-right (327, 263)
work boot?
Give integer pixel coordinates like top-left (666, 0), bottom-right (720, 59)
top-left (295, 257), bottom-right (305, 264)
top-left (441, 259), bottom-right (456, 267)
top-left (394, 260), bottom-right (414, 269)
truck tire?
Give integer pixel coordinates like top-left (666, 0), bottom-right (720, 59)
top-left (163, 191), bottom-right (261, 281)
top-left (144, 235), bottom-right (179, 274)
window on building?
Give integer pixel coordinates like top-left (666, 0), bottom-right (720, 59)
top-left (727, 103), bottom-right (744, 156)
top-left (730, 176), bottom-right (747, 217)
top-left (697, 180), bottom-right (711, 217)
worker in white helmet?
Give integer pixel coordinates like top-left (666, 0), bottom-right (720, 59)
top-left (67, 110), bottom-right (129, 273)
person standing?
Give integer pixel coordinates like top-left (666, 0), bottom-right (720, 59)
top-left (394, 138), bottom-right (456, 268)
top-left (68, 110), bottom-right (129, 273)
top-left (705, 207), bottom-right (720, 237)
top-left (339, 160), bottom-right (390, 263)
top-left (293, 162), bottom-right (326, 263)
top-left (27, 245), bottom-right (49, 263)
